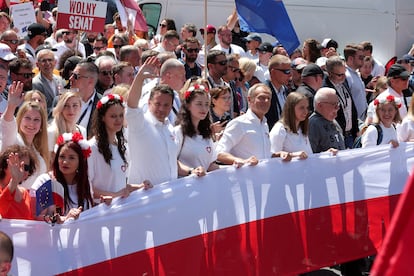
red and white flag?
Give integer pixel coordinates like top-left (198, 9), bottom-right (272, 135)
top-left (2, 143), bottom-right (414, 275)
top-left (115, 0), bottom-right (148, 32)
top-left (371, 167), bottom-right (414, 275)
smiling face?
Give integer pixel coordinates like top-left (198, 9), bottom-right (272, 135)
top-left (62, 96), bottom-right (81, 124)
top-left (248, 85), bottom-right (272, 120)
top-left (376, 102), bottom-right (398, 127)
top-left (19, 108), bottom-right (42, 142)
top-left (148, 91), bottom-right (173, 122)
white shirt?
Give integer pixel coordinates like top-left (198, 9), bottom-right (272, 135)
top-left (361, 122), bottom-right (397, 147)
top-left (211, 44), bottom-right (246, 58)
top-left (54, 41), bottom-right (86, 68)
top-left (0, 116), bottom-right (47, 189)
top-left (78, 93), bottom-right (96, 130)
top-left (371, 57), bottom-right (385, 77)
top-left (125, 106), bottom-right (178, 185)
top-left (346, 65), bottom-right (368, 120)
top-left (174, 125), bottom-right (217, 170)
top-left (397, 116), bottom-right (414, 142)
top-left (216, 109), bottom-right (271, 159)
top-left (254, 62), bottom-right (269, 83)
top-left (47, 124), bottom-right (87, 152)
top-left (88, 137), bottom-right (128, 197)
top-left (269, 122), bottom-right (313, 155)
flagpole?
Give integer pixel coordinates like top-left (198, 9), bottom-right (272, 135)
top-left (203, 0), bottom-right (207, 78)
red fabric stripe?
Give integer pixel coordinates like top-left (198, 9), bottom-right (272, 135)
top-left (58, 194), bottom-right (400, 276)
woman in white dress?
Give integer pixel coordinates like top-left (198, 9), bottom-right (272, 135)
top-left (269, 92), bottom-right (313, 159)
top-left (88, 94), bottom-right (151, 201)
top-left (362, 95), bottom-right (401, 148)
top-left (175, 84), bottom-right (219, 172)
top-left (1, 82), bottom-right (49, 189)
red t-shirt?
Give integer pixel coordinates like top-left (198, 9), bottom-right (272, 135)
top-left (0, 186), bottom-right (33, 220)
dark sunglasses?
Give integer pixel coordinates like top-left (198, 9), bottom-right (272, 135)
top-left (159, 24), bottom-right (167, 27)
top-left (186, 48), bottom-right (199, 53)
top-left (93, 46), bottom-right (103, 51)
top-left (215, 60), bottom-right (227, 66)
top-left (23, 164), bottom-right (33, 175)
top-left (15, 72), bottom-right (35, 79)
top-left (62, 31), bottom-right (71, 35)
top-left (71, 72), bottom-right (89, 80)
top-left (100, 70), bottom-right (113, 76)
top-left (3, 39), bottom-right (18, 44)
top-left (113, 44), bottom-right (123, 49)
top-left (272, 68), bottom-right (291, 75)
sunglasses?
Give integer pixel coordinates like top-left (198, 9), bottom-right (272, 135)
top-left (3, 39), bottom-right (18, 44)
top-left (23, 164), bottom-right (34, 175)
top-left (93, 46), bottom-right (103, 51)
top-left (186, 48), bottom-right (199, 53)
top-left (100, 70), bottom-right (113, 76)
top-left (71, 72), bottom-right (89, 80)
top-left (332, 72), bottom-right (345, 77)
top-left (272, 68), bottom-right (291, 75)
top-left (15, 72), bottom-right (35, 79)
top-left (159, 24), bottom-right (167, 27)
top-left (113, 44), bottom-right (123, 49)
top-left (228, 66), bottom-right (240, 73)
top-left (214, 60), bottom-right (227, 66)
top-left (62, 31), bottom-right (71, 35)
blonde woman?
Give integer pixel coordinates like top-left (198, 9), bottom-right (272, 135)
top-left (47, 92), bottom-right (86, 162)
top-left (1, 82), bottom-right (49, 189)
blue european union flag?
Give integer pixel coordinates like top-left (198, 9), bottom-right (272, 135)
top-left (36, 179), bottom-right (54, 216)
top-left (236, 0), bottom-right (300, 54)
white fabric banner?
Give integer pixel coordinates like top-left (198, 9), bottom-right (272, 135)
top-left (2, 143), bottom-right (414, 275)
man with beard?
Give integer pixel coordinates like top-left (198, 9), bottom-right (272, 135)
top-left (54, 29), bottom-right (86, 68)
top-left (211, 25), bottom-right (245, 57)
top-left (32, 49), bottom-right (66, 119)
top-left (17, 23), bottom-right (47, 65)
top-left (181, 37), bottom-right (201, 79)
top-left (9, 58), bottom-right (34, 92)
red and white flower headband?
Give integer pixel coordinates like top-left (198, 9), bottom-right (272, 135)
top-left (54, 132), bottom-right (91, 158)
top-left (97, 94), bottom-right (124, 109)
top-left (184, 84), bottom-right (209, 100)
top-left (373, 95), bottom-right (402, 109)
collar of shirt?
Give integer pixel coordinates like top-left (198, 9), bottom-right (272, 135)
top-left (246, 108), bottom-right (267, 124)
top-left (147, 110), bottom-right (170, 126)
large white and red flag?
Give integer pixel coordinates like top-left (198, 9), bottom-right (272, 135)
top-left (115, 0), bottom-right (148, 32)
top-left (2, 143), bottom-right (414, 275)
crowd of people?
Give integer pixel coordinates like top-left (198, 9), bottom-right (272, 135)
top-left (0, 1), bottom-right (412, 275)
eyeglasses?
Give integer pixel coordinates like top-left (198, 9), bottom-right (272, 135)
top-left (62, 31), bottom-right (71, 35)
top-left (113, 44), bottom-right (123, 49)
top-left (159, 24), bottom-right (167, 28)
top-left (100, 70), bottom-right (113, 76)
top-left (214, 60), bottom-right (227, 66)
top-left (70, 72), bottom-right (90, 80)
top-left (15, 72), bottom-right (35, 78)
top-left (272, 68), bottom-right (291, 75)
top-left (228, 65), bottom-right (240, 73)
top-left (331, 72), bottom-right (345, 77)
top-left (3, 39), bottom-right (18, 44)
top-left (321, 101), bottom-right (340, 108)
top-left (186, 48), bottom-right (199, 53)
top-left (38, 58), bottom-right (54, 63)
top-left (93, 46), bottom-right (103, 51)
top-left (23, 164), bottom-right (34, 175)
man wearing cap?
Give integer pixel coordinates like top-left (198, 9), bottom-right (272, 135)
top-left (320, 38), bottom-right (338, 58)
top-left (32, 49), bottom-right (65, 118)
top-left (290, 57), bottom-right (307, 92)
top-left (296, 63), bottom-right (324, 112)
top-left (18, 23), bottom-right (47, 66)
top-left (211, 25), bottom-right (245, 58)
top-left (396, 54), bottom-right (414, 104)
top-left (323, 56), bottom-right (359, 148)
top-left (244, 33), bottom-right (261, 61)
top-left (0, 43), bottom-right (16, 68)
top-left (197, 24), bottom-right (217, 67)
top-left (376, 64), bottom-right (410, 118)
top-left (254, 42), bottom-right (273, 83)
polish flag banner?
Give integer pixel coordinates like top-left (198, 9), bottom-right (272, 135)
top-left (2, 143), bottom-right (414, 276)
top-left (115, 0), bottom-right (148, 32)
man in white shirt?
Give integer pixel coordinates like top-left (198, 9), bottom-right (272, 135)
top-left (211, 25), bottom-right (245, 57)
top-left (243, 33), bottom-right (261, 61)
top-left (254, 42), bottom-right (273, 83)
top-left (127, 56), bottom-right (205, 185)
top-left (216, 83), bottom-right (273, 167)
top-left (54, 29), bottom-right (86, 68)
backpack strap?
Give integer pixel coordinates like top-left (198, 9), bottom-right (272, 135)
top-left (374, 124), bottom-right (383, 145)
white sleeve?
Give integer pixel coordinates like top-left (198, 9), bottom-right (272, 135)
top-left (361, 125), bottom-right (379, 148)
top-left (0, 116), bottom-right (17, 151)
top-left (269, 122), bottom-right (287, 153)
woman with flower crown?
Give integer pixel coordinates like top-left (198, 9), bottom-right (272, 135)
top-left (30, 132), bottom-right (93, 223)
top-left (88, 94), bottom-right (152, 202)
top-left (174, 84), bottom-right (219, 172)
top-left (1, 81), bottom-right (49, 189)
top-left (361, 95), bottom-right (401, 148)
